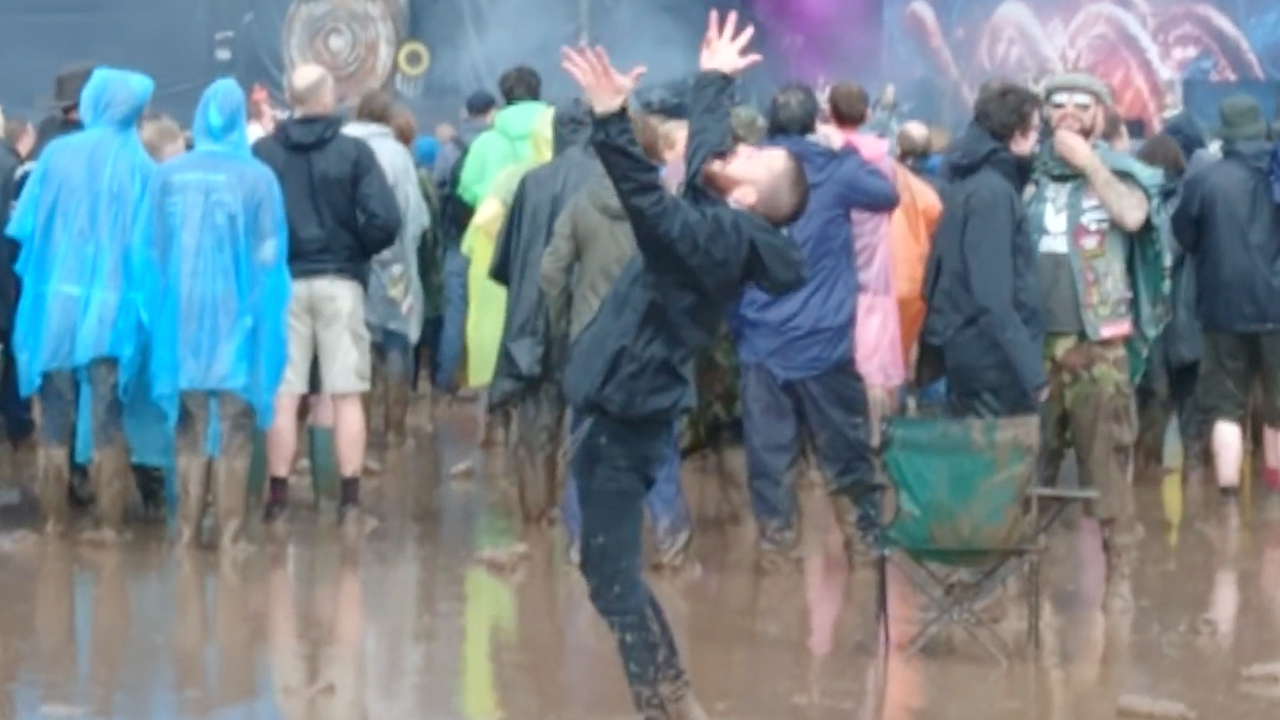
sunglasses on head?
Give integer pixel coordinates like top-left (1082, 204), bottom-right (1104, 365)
top-left (1048, 91), bottom-right (1096, 112)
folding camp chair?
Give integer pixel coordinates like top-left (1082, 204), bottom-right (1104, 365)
top-left (875, 414), bottom-right (1098, 663)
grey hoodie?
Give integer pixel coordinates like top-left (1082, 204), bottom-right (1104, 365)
top-left (540, 174), bottom-right (636, 340)
top-left (343, 121), bottom-right (431, 343)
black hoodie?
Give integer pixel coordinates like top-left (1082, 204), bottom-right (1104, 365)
top-left (1173, 139), bottom-right (1280, 333)
top-left (487, 101), bottom-right (600, 410)
top-left (922, 122), bottom-right (1044, 410)
top-left (253, 116), bottom-right (401, 283)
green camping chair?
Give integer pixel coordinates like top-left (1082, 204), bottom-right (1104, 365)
top-left (877, 414), bottom-right (1097, 663)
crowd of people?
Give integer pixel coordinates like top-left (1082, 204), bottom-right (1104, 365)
top-left (6, 6), bottom-right (1280, 720)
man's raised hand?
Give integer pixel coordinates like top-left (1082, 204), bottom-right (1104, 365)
top-left (699, 9), bottom-right (763, 76)
top-left (560, 45), bottom-right (646, 116)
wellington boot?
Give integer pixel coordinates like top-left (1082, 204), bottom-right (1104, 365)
top-left (308, 426), bottom-right (340, 504)
top-left (91, 441), bottom-right (132, 539)
top-left (213, 448), bottom-right (251, 552)
top-left (385, 384), bottom-right (410, 448)
top-left (175, 450), bottom-right (210, 547)
top-left (36, 444), bottom-right (72, 534)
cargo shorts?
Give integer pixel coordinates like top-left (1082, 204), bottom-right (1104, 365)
top-left (280, 276), bottom-right (371, 395)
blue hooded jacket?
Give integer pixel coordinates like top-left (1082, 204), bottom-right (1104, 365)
top-left (142, 78), bottom-right (291, 435)
top-left (733, 135), bottom-right (898, 380)
top-left (5, 67), bottom-right (157, 398)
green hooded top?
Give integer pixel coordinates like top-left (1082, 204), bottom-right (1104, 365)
top-left (456, 100), bottom-right (553, 208)
top-left (1027, 144), bottom-right (1169, 384)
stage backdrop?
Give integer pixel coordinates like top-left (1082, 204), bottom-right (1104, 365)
top-left (883, 0), bottom-right (1280, 131)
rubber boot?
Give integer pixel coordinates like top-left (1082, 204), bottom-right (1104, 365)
top-left (213, 447), bottom-right (251, 552)
top-left (1101, 523), bottom-right (1135, 615)
top-left (385, 383), bottom-right (410, 449)
top-left (91, 441), bottom-right (132, 540)
top-left (308, 426), bottom-right (340, 505)
top-left (36, 444), bottom-right (72, 534)
top-left (175, 450), bottom-right (210, 547)
top-left (247, 430), bottom-right (267, 510)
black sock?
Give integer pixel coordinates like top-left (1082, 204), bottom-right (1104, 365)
top-left (268, 477), bottom-right (289, 505)
top-left (1220, 486), bottom-right (1241, 500)
top-left (340, 477), bottom-right (360, 506)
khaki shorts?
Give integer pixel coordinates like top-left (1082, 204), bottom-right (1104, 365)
top-left (281, 276), bottom-right (371, 395)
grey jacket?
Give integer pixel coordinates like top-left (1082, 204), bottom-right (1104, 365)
top-left (343, 121), bottom-right (431, 342)
top-left (540, 175), bottom-right (636, 340)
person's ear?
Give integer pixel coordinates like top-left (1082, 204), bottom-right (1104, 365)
top-left (727, 183), bottom-right (758, 209)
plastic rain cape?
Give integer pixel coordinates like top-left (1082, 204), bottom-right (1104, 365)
top-left (5, 67), bottom-right (156, 399)
top-left (141, 78), bottom-right (291, 447)
top-left (461, 106), bottom-right (554, 387)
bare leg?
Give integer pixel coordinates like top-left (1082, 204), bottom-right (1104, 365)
top-left (331, 392), bottom-right (366, 479)
top-left (213, 394), bottom-right (254, 551)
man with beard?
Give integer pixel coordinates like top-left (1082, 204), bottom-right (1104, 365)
top-left (922, 82), bottom-right (1045, 416)
top-left (6, 67), bottom-right (158, 539)
top-left (1027, 73), bottom-right (1165, 612)
top-left (1173, 96), bottom-right (1280, 514)
top-left (487, 100), bottom-right (599, 528)
top-left (560, 10), bottom-right (808, 717)
top-left (143, 78), bottom-right (291, 550)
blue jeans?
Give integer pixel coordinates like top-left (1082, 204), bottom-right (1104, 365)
top-left (573, 413), bottom-right (689, 716)
top-left (741, 362), bottom-right (873, 542)
top-left (433, 245), bottom-right (468, 391)
top-left (562, 411), bottom-right (690, 548)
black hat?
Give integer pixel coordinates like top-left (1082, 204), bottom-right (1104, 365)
top-left (464, 90), bottom-right (497, 117)
top-left (1217, 94), bottom-right (1268, 142)
top-left (44, 64), bottom-right (95, 109)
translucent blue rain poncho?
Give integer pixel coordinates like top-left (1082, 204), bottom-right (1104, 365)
top-left (142, 77), bottom-right (291, 439)
top-left (5, 67), bottom-right (157, 398)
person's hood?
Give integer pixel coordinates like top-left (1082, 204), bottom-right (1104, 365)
top-left (492, 100), bottom-right (551, 144)
top-left (769, 133), bottom-right (851, 187)
top-left (946, 122), bottom-right (1028, 189)
top-left (553, 99), bottom-right (592, 155)
top-left (1163, 111), bottom-right (1207, 160)
top-left (413, 135), bottom-right (439, 167)
top-left (276, 115), bottom-right (343, 151)
top-left (584, 176), bottom-right (626, 220)
top-left (191, 78), bottom-right (250, 154)
top-left (79, 67), bottom-right (154, 130)
top-left (342, 119), bottom-right (396, 145)
top-left (842, 131), bottom-right (891, 164)
top-left (1222, 138), bottom-right (1273, 173)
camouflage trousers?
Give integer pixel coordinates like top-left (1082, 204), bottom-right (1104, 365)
top-left (1041, 336), bottom-right (1137, 532)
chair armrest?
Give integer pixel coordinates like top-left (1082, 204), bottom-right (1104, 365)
top-left (1029, 487), bottom-right (1100, 502)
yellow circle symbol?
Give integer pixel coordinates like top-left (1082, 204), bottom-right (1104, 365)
top-left (397, 41), bottom-right (430, 77)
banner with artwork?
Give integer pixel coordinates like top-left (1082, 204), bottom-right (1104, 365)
top-left (883, 0), bottom-right (1280, 131)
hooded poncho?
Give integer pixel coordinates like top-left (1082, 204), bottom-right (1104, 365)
top-left (142, 77), bottom-right (291, 439)
top-left (6, 67), bottom-right (157, 398)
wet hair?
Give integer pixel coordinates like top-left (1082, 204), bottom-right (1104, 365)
top-left (828, 82), bottom-right (871, 129)
top-left (1102, 108), bottom-right (1127, 145)
top-left (973, 83), bottom-right (1042, 145)
top-left (3, 114), bottom-right (30, 148)
top-left (897, 121), bottom-right (931, 161)
top-left (767, 82), bottom-right (819, 137)
top-left (976, 77), bottom-right (1015, 100)
top-left (1135, 132), bottom-right (1187, 180)
top-left (498, 65), bottom-right (541, 104)
top-left (355, 90), bottom-right (396, 125)
top-left (730, 106), bottom-right (766, 145)
top-left (390, 106), bottom-right (418, 147)
top-left (140, 114), bottom-right (184, 160)
top-left (631, 111), bottom-right (666, 163)
top-left (756, 149), bottom-right (809, 227)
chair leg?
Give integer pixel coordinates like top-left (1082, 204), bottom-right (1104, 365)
top-left (1028, 554), bottom-right (1043, 653)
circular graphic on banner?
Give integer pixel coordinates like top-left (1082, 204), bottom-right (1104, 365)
top-left (283, 0), bottom-right (400, 106)
top-left (397, 40), bottom-right (430, 77)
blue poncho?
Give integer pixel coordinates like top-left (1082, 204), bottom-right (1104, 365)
top-left (5, 67), bottom-right (157, 398)
top-left (142, 78), bottom-right (291, 434)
